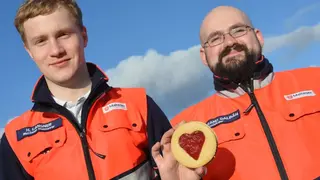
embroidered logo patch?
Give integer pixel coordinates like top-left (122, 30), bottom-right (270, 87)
top-left (16, 118), bottom-right (63, 141)
top-left (206, 110), bottom-right (240, 128)
top-left (284, 90), bottom-right (316, 101)
top-left (102, 102), bottom-right (127, 113)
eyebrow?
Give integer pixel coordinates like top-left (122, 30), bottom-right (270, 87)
top-left (205, 23), bottom-right (250, 42)
top-left (56, 27), bottom-right (75, 34)
top-left (30, 27), bottom-right (75, 43)
top-left (228, 23), bottom-right (249, 30)
top-left (31, 35), bottom-right (47, 43)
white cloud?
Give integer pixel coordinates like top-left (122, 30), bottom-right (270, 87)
top-left (264, 23), bottom-right (320, 53)
top-left (264, 23), bottom-right (320, 65)
top-left (285, 2), bottom-right (320, 28)
top-left (106, 23), bottom-right (320, 117)
top-left (106, 46), bottom-right (213, 116)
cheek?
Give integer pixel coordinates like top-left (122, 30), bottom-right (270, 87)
top-left (206, 49), bottom-right (220, 64)
top-left (63, 39), bottom-right (82, 56)
top-left (30, 47), bottom-right (49, 64)
top-left (242, 38), bottom-right (260, 51)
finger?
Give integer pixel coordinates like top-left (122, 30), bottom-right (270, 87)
top-left (160, 128), bottom-right (175, 146)
top-left (195, 166), bottom-right (207, 177)
top-left (159, 128), bottom-right (175, 155)
top-left (151, 142), bottom-right (163, 165)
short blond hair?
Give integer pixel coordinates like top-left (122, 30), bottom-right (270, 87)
top-left (14, 0), bottom-right (83, 42)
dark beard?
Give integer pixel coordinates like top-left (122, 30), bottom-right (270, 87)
top-left (211, 43), bottom-right (258, 84)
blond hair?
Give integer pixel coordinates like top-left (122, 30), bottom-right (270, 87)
top-left (14, 0), bottom-right (83, 42)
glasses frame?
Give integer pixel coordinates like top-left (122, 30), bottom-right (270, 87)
top-left (203, 25), bottom-right (254, 48)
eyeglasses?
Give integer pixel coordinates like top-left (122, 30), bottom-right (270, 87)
top-left (203, 26), bottom-right (253, 47)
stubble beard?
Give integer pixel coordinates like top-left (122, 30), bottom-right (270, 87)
top-left (209, 43), bottom-right (261, 85)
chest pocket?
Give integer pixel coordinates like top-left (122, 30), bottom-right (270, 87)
top-left (15, 118), bottom-right (67, 169)
top-left (205, 109), bottom-right (246, 145)
top-left (214, 123), bottom-right (246, 145)
top-left (97, 102), bottom-right (147, 149)
top-left (280, 94), bottom-right (320, 146)
top-left (281, 94), bottom-right (320, 122)
top-left (203, 118), bottom-right (246, 180)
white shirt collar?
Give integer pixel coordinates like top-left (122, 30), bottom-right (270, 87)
top-left (52, 90), bottom-right (91, 107)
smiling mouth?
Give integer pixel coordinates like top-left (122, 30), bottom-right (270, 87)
top-left (50, 59), bottom-right (70, 66)
top-left (223, 51), bottom-right (245, 63)
top-left (227, 50), bottom-right (243, 56)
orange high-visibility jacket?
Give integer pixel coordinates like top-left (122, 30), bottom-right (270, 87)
top-left (0, 63), bottom-right (171, 180)
top-left (171, 61), bottom-right (320, 180)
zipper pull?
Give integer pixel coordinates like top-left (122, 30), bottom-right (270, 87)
top-left (243, 103), bottom-right (254, 115)
top-left (80, 129), bottom-right (106, 159)
top-left (92, 150), bottom-right (106, 159)
top-left (89, 145), bottom-right (106, 159)
top-left (247, 86), bottom-right (252, 94)
top-left (248, 77), bottom-right (254, 93)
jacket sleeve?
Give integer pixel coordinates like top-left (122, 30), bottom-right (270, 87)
top-left (145, 95), bottom-right (172, 179)
top-left (0, 133), bottom-right (34, 180)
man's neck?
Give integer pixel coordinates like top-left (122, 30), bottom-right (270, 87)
top-left (213, 56), bottom-right (274, 98)
top-left (46, 69), bottom-right (92, 103)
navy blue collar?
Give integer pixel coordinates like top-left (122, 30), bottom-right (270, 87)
top-left (31, 62), bottom-right (109, 103)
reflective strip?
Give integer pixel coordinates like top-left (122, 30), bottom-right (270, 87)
top-left (218, 72), bottom-right (274, 98)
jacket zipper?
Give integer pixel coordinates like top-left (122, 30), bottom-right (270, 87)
top-left (53, 105), bottom-right (96, 180)
top-left (36, 81), bottom-right (111, 180)
top-left (240, 81), bottom-right (289, 180)
top-left (74, 81), bottom-right (111, 180)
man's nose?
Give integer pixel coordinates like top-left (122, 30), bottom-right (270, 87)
top-left (224, 33), bottom-right (237, 47)
top-left (49, 40), bottom-right (65, 57)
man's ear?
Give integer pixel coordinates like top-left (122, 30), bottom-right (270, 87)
top-left (24, 43), bottom-right (34, 60)
top-left (82, 26), bottom-right (88, 47)
top-left (200, 47), bottom-right (209, 66)
top-left (254, 28), bottom-right (264, 48)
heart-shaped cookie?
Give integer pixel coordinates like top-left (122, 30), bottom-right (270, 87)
top-left (178, 131), bottom-right (205, 160)
top-left (171, 121), bottom-right (218, 168)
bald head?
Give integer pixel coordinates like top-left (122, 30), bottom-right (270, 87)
top-left (200, 6), bottom-right (253, 44)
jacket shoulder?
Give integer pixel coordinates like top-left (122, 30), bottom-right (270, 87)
top-left (110, 87), bottom-right (146, 99)
top-left (108, 87), bottom-right (147, 107)
top-left (109, 87), bottom-right (148, 123)
top-left (276, 66), bottom-right (320, 79)
top-left (113, 87), bottom-right (146, 93)
top-left (4, 111), bottom-right (36, 145)
top-left (170, 94), bottom-right (217, 126)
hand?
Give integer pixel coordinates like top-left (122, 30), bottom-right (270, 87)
top-left (151, 124), bottom-right (207, 180)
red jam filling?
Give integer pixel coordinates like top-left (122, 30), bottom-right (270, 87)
top-left (178, 131), bottom-right (205, 160)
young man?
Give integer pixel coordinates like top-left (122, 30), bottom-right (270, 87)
top-left (0, 0), bottom-right (205, 180)
top-left (171, 5), bottom-right (320, 180)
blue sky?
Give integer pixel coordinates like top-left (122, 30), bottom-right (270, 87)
top-left (0, 0), bottom-right (319, 129)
